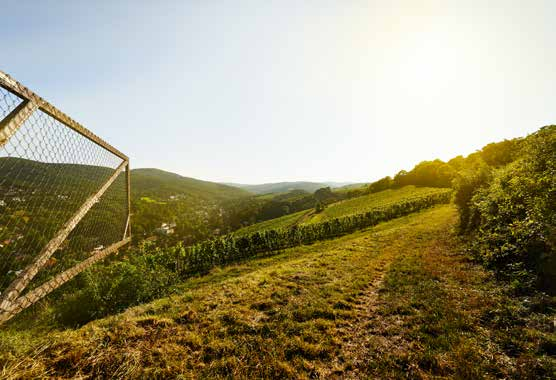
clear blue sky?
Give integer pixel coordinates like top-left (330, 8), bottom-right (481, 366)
top-left (3, 0), bottom-right (555, 183)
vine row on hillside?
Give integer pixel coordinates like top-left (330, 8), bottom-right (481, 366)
top-left (175, 190), bottom-right (452, 276)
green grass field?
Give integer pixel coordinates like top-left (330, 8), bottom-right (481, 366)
top-left (2, 204), bottom-right (553, 378)
top-left (235, 186), bottom-right (451, 235)
top-left (306, 185), bottom-right (451, 224)
top-left (233, 209), bottom-right (310, 236)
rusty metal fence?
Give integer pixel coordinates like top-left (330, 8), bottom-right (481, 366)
top-left (0, 71), bottom-right (131, 324)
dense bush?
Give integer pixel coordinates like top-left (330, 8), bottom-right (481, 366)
top-left (394, 159), bottom-right (456, 188)
top-left (452, 162), bottom-right (492, 233)
top-left (479, 139), bottom-right (522, 167)
top-left (368, 176), bottom-right (393, 193)
top-left (455, 126), bottom-right (555, 293)
top-left (54, 245), bottom-right (180, 326)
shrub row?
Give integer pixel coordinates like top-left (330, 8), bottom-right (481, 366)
top-left (175, 190), bottom-right (452, 276)
top-left (453, 125), bottom-right (555, 293)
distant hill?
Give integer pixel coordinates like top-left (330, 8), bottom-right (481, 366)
top-left (0, 159), bottom-right (249, 207)
top-left (224, 181), bottom-right (356, 195)
top-left (324, 181), bottom-right (364, 188)
top-left (333, 182), bottom-right (369, 191)
top-left (0, 159), bottom-right (252, 258)
top-left (132, 168), bottom-right (249, 201)
top-left (130, 169), bottom-right (251, 239)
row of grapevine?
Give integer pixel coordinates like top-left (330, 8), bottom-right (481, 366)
top-left (308, 186), bottom-right (449, 224)
top-left (175, 190), bottom-right (452, 276)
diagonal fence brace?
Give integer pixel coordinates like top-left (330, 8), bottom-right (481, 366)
top-left (0, 99), bottom-right (38, 148)
top-left (0, 159), bottom-right (128, 312)
top-left (0, 237), bottom-right (131, 324)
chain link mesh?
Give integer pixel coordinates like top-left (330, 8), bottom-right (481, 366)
top-left (0, 85), bottom-right (128, 297)
top-left (0, 86), bottom-right (23, 119)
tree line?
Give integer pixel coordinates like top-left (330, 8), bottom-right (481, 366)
top-left (366, 138), bottom-right (521, 192)
top-left (453, 125), bottom-right (555, 294)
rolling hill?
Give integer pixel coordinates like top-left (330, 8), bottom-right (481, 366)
top-left (130, 169), bottom-right (255, 239)
top-left (0, 158), bottom-right (249, 206)
top-left (224, 181), bottom-right (348, 195)
top-left (133, 169), bottom-right (249, 201)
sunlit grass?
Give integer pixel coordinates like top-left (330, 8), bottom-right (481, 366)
top-left (306, 185), bottom-right (450, 224)
top-left (1, 205), bottom-right (553, 378)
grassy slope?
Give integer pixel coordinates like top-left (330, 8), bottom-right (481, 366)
top-left (2, 205), bottom-right (553, 378)
top-left (307, 185), bottom-right (450, 224)
top-left (233, 209), bottom-right (310, 236)
top-left (234, 186), bottom-right (450, 235)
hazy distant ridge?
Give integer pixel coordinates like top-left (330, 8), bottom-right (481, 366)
top-left (223, 181), bottom-right (360, 195)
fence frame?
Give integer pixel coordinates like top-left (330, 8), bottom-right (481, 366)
top-left (0, 70), bottom-right (131, 324)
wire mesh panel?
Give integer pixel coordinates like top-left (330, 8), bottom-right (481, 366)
top-left (0, 87), bottom-right (24, 119)
top-left (0, 71), bottom-right (130, 323)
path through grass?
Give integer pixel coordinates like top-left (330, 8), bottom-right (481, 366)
top-left (1, 205), bottom-right (553, 379)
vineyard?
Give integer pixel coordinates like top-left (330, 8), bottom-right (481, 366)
top-left (233, 186), bottom-right (451, 236)
top-left (233, 209), bottom-right (309, 236)
top-left (306, 186), bottom-right (451, 224)
top-left (175, 189), bottom-right (452, 276)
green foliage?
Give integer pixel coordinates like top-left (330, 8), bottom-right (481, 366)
top-left (394, 159), bottom-right (456, 188)
top-left (311, 186), bottom-right (449, 224)
top-left (175, 191), bottom-right (451, 277)
top-left (313, 187), bottom-right (335, 203)
top-left (456, 126), bottom-right (555, 293)
top-left (233, 210), bottom-right (309, 236)
top-left (235, 186), bottom-right (450, 234)
top-left (479, 139), bottom-right (521, 167)
top-left (131, 168), bottom-right (252, 243)
top-left (55, 245), bottom-right (180, 326)
top-left (251, 187), bottom-right (343, 223)
top-left (452, 162), bottom-right (492, 233)
top-left (367, 138), bottom-right (521, 195)
top-left (315, 201), bottom-right (325, 213)
top-left (368, 176), bottom-right (393, 193)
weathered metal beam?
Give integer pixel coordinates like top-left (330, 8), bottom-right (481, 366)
top-left (0, 237), bottom-right (131, 324)
top-left (0, 70), bottom-right (128, 161)
top-left (126, 162), bottom-right (131, 238)
top-left (123, 215), bottom-right (131, 240)
top-left (0, 160), bottom-right (128, 310)
top-left (0, 99), bottom-right (37, 148)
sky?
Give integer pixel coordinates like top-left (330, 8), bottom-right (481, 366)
top-left (2, 0), bottom-right (555, 184)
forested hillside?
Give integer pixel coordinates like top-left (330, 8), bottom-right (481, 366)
top-left (130, 168), bottom-right (250, 243)
top-left (133, 168), bottom-right (248, 200)
top-left (131, 172), bottom-right (359, 244)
